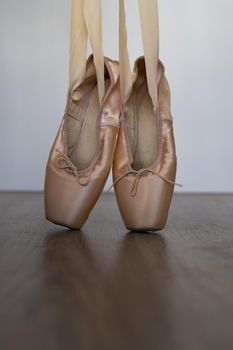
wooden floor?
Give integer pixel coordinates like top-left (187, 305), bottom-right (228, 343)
top-left (0, 193), bottom-right (233, 350)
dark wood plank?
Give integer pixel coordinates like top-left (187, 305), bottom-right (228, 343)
top-left (0, 192), bottom-right (233, 350)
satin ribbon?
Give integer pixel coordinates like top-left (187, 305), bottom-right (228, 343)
top-left (119, 0), bottom-right (159, 108)
top-left (70, 0), bottom-right (105, 103)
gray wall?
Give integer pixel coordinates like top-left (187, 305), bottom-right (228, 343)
top-left (0, 0), bottom-right (233, 192)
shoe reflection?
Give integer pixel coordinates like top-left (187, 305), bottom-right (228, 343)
top-left (41, 228), bottom-right (173, 349)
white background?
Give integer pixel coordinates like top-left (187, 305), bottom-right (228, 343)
top-left (0, 0), bottom-right (233, 192)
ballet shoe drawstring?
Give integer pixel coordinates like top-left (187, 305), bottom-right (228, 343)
top-left (55, 150), bottom-right (90, 186)
top-left (108, 169), bottom-right (182, 197)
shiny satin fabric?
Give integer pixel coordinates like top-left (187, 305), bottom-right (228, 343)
top-left (113, 61), bottom-right (177, 231)
top-left (45, 0), bottom-right (120, 229)
top-left (45, 0), bottom-right (177, 231)
top-left (113, 0), bottom-right (177, 231)
top-left (44, 57), bottom-right (120, 229)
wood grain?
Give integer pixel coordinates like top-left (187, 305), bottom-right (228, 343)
top-left (0, 192), bottom-right (233, 350)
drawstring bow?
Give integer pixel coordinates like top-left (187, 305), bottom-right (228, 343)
top-left (108, 169), bottom-right (182, 197)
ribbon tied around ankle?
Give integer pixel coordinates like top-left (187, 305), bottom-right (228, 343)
top-left (56, 151), bottom-right (90, 186)
top-left (108, 169), bottom-right (182, 197)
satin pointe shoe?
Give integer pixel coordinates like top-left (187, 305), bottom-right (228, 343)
top-left (44, 0), bottom-right (120, 229)
top-left (112, 0), bottom-right (181, 232)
